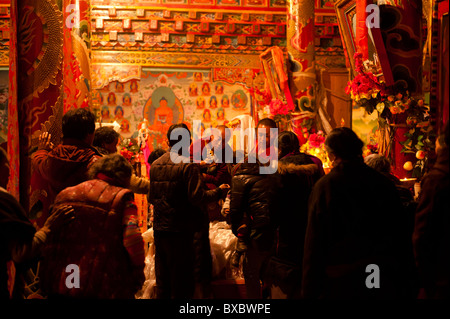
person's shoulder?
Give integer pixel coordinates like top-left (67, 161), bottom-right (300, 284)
top-left (281, 153), bottom-right (314, 165)
top-left (0, 187), bottom-right (19, 204)
top-left (151, 152), bottom-right (171, 165)
top-left (232, 160), bottom-right (260, 177)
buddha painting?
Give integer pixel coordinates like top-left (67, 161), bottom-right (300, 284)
top-left (202, 82), bottom-right (211, 96)
top-left (114, 106), bottom-right (124, 120)
top-left (189, 82), bottom-right (198, 97)
top-left (122, 93), bottom-right (132, 107)
top-left (144, 86), bottom-right (184, 139)
top-left (196, 96), bottom-right (205, 109)
top-left (101, 106), bottom-right (112, 123)
top-left (153, 97), bottom-right (174, 133)
top-left (221, 95), bottom-right (230, 108)
top-left (120, 118), bottom-right (130, 133)
top-left (130, 80), bottom-right (139, 93)
top-left (215, 82), bottom-right (224, 94)
top-left (203, 109), bottom-right (212, 122)
top-left (209, 96), bottom-right (218, 109)
top-left (216, 107), bottom-right (225, 121)
top-left (194, 72), bottom-right (203, 82)
top-left (115, 81), bottom-right (124, 93)
top-left (107, 92), bottom-right (117, 106)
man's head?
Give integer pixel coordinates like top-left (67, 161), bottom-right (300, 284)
top-left (256, 118), bottom-right (278, 150)
top-left (278, 130), bottom-right (300, 159)
top-left (93, 126), bottom-right (120, 154)
top-left (167, 123), bottom-right (191, 148)
top-left (62, 108), bottom-right (96, 144)
top-left (325, 127), bottom-right (364, 163)
top-left (0, 147), bottom-right (9, 189)
top-left (88, 153), bottom-right (133, 188)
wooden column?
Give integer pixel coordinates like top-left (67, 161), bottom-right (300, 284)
top-left (8, 0), bottom-right (64, 223)
top-left (287, 0), bottom-right (316, 145)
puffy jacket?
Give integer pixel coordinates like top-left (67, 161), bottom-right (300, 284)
top-left (274, 153), bottom-right (319, 265)
top-left (229, 159), bottom-right (281, 249)
top-left (39, 179), bottom-right (145, 299)
top-left (148, 152), bottom-right (223, 233)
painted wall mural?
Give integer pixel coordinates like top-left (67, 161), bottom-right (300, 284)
top-left (92, 68), bottom-right (253, 151)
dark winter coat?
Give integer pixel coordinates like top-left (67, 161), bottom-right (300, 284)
top-left (275, 153), bottom-right (321, 261)
top-left (229, 158), bottom-right (281, 250)
top-left (39, 179), bottom-right (145, 299)
top-left (263, 153), bottom-right (321, 298)
top-left (302, 159), bottom-right (412, 299)
top-left (413, 146), bottom-right (450, 299)
top-left (148, 152), bottom-right (223, 233)
top-left (0, 189), bottom-right (36, 299)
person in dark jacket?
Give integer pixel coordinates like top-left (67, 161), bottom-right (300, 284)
top-left (229, 118), bottom-right (281, 299)
top-left (413, 121), bottom-right (449, 299)
top-left (1, 147), bottom-right (74, 299)
top-left (148, 123), bottom-right (229, 299)
top-left (364, 153), bottom-right (419, 297)
top-left (39, 154), bottom-right (146, 299)
top-left (302, 127), bottom-right (411, 299)
top-left (31, 108), bottom-right (102, 227)
top-left (265, 131), bottom-right (320, 299)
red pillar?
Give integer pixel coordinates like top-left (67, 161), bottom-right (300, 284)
top-left (8, 0), bottom-right (64, 226)
top-left (287, 0), bottom-right (316, 144)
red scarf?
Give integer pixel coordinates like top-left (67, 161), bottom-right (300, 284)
top-left (96, 173), bottom-right (115, 184)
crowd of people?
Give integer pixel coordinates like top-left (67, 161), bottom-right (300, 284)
top-left (1, 107), bottom-right (449, 299)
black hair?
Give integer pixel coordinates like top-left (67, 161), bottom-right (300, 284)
top-left (278, 130), bottom-right (300, 158)
top-left (257, 118), bottom-right (277, 129)
top-left (167, 123), bottom-right (191, 147)
top-left (148, 148), bottom-right (166, 165)
top-left (93, 126), bottom-right (120, 148)
top-left (62, 108), bottom-right (96, 141)
top-left (325, 127), bottom-right (364, 160)
top-left (88, 153), bottom-right (133, 188)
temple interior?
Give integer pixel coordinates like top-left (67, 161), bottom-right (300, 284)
top-left (0, 0), bottom-right (449, 302)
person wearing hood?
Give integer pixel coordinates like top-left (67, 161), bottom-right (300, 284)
top-left (265, 130), bottom-right (320, 299)
top-left (32, 108), bottom-right (102, 216)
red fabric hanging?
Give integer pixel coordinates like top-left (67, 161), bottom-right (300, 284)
top-left (356, 0), bottom-right (369, 60)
